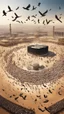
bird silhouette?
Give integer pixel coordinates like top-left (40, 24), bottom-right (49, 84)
top-left (55, 15), bottom-right (62, 23)
top-left (7, 6), bottom-right (13, 12)
top-left (49, 9), bottom-right (51, 11)
top-left (38, 107), bottom-right (45, 112)
top-left (26, 16), bottom-right (30, 21)
top-left (43, 20), bottom-right (45, 25)
top-left (38, 19), bottom-right (40, 24)
top-left (16, 20), bottom-right (20, 23)
top-left (59, 6), bottom-right (61, 10)
top-left (3, 10), bottom-right (7, 16)
top-left (21, 21), bottom-right (23, 24)
top-left (23, 4), bottom-right (31, 10)
top-left (44, 94), bottom-right (48, 98)
top-left (38, 2), bottom-right (41, 6)
top-left (32, 6), bottom-right (37, 10)
top-left (49, 89), bottom-right (52, 94)
top-left (27, 16), bottom-right (30, 20)
top-left (12, 13), bottom-right (21, 21)
top-left (11, 16), bottom-right (14, 18)
top-left (43, 99), bottom-right (49, 103)
top-left (16, 6), bottom-right (19, 10)
top-left (31, 19), bottom-right (36, 24)
top-left (46, 19), bottom-right (52, 24)
top-left (39, 10), bottom-right (48, 16)
top-left (32, 14), bottom-right (37, 18)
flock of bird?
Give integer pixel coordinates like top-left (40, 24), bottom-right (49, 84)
top-left (2, 2), bottom-right (63, 25)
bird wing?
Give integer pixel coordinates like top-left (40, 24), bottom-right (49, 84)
top-left (12, 17), bottom-right (17, 21)
top-left (38, 2), bottom-right (41, 6)
top-left (39, 11), bottom-right (45, 16)
top-left (39, 11), bottom-right (43, 16)
top-left (26, 4), bottom-right (31, 9)
top-left (43, 10), bottom-right (48, 15)
top-left (8, 6), bottom-right (11, 10)
top-left (16, 7), bottom-right (19, 10)
top-left (14, 13), bottom-right (18, 17)
top-left (55, 15), bottom-right (62, 23)
top-left (16, 20), bottom-right (20, 23)
top-left (3, 10), bottom-right (6, 16)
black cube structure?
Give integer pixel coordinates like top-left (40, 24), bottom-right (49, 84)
top-left (27, 44), bottom-right (48, 55)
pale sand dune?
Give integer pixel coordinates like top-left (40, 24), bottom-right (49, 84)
top-left (0, 42), bottom-right (64, 114)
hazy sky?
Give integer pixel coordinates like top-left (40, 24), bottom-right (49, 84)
top-left (0, 0), bottom-right (64, 26)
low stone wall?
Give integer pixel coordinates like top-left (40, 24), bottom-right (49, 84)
top-left (0, 95), bottom-right (35, 114)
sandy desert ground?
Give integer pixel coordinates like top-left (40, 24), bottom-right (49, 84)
top-left (0, 37), bottom-right (64, 114)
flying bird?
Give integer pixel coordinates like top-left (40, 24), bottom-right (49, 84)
top-left (12, 13), bottom-right (21, 21)
top-left (55, 15), bottom-right (62, 23)
top-left (31, 19), bottom-right (36, 24)
top-left (32, 14), bottom-right (37, 18)
top-left (59, 6), bottom-right (61, 10)
top-left (7, 6), bottom-right (13, 12)
top-left (16, 6), bottom-right (19, 10)
top-left (38, 107), bottom-right (45, 112)
top-left (3, 10), bottom-right (7, 16)
top-left (49, 9), bottom-right (51, 11)
top-left (26, 16), bottom-right (30, 21)
top-left (43, 20), bottom-right (45, 25)
top-left (23, 4), bottom-right (31, 10)
top-left (16, 20), bottom-right (20, 23)
top-left (38, 10), bottom-right (48, 16)
top-left (38, 2), bottom-right (41, 6)
top-left (21, 21), bottom-right (23, 24)
top-left (46, 19), bottom-right (52, 24)
top-left (38, 19), bottom-right (40, 24)
top-left (11, 16), bottom-right (14, 18)
top-left (32, 6), bottom-right (37, 10)
top-left (27, 16), bottom-right (30, 20)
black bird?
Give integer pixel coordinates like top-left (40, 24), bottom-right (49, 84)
top-left (43, 20), bottom-right (45, 25)
top-left (46, 19), bottom-right (52, 24)
top-left (45, 107), bottom-right (49, 112)
top-left (49, 9), bottom-right (51, 11)
top-left (21, 21), bottom-right (23, 24)
top-left (3, 10), bottom-right (7, 16)
top-left (38, 107), bottom-right (45, 112)
top-left (38, 19), bottom-right (40, 24)
top-left (38, 2), bottom-right (41, 6)
top-left (16, 20), bottom-right (20, 23)
top-left (31, 19), bottom-right (36, 24)
top-left (27, 16), bottom-right (30, 20)
top-left (11, 16), bottom-right (14, 18)
top-left (26, 16), bottom-right (30, 21)
top-left (7, 6), bottom-right (13, 12)
top-left (32, 6), bottom-right (37, 10)
top-left (49, 89), bottom-right (52, 94)
top-left (16, 6), bottom-right (19, 10)
top-left (59, 6), bottom-right (61, 10)
top-left (23, 4), bottom-right (31, 10)
top-left (15, 97), bottom-right (19, 100)
top-left (39, 10), bottom-right (48, 16)
top-left (43, 99), bottom-right (49, 103)
top-left (23, 95), bottom-right (27, 100)
top-left (32, 14), bottom-right (37, 18)
top-left (44, 94), bottom-right (48, 98)
top-left (12, 13), bottom-right (21, 21)
top-left (55, 15), bottom-right (62, 23)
